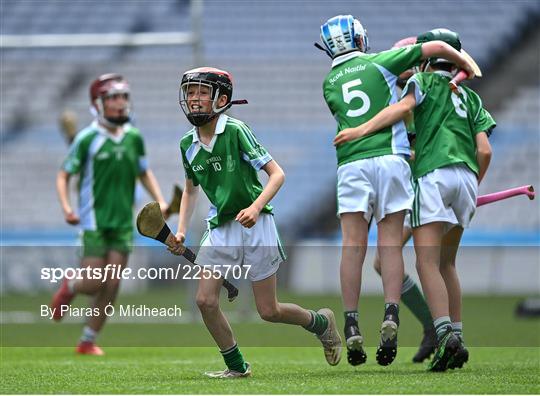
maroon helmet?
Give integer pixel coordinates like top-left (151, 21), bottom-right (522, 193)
top-left (89, 73), bottom-right (131, 126)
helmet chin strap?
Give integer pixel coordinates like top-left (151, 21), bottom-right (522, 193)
top-left (314, 42), bottom-right (333, 58)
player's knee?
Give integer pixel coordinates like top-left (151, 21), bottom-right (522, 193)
top-left (84, 278), bottom-right (105, 294)
top-left (196, 294), bottom-right (219, 312)
top-left (440, 257), bottom-right (456, 269)
top-left (342, 234), bottom-right (363, 247)
top-left (257, 305), bottom-right (281, 323)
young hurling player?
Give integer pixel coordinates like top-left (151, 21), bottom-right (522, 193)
top-left (51, 74), bottom-right (169, 355)
top-left (334, 28), bottom-right (494, 371)
top-left (319, 15), bottom-right (475, 367)
top-left (168, 67), bottom-right (342, 378)
top-left (370, 37), bottom-right (437, 364)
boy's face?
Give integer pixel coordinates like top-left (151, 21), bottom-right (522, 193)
top-left (102, 92), bottom-right (130, 120)
top-left (186, 83), bottom-right (213, 114)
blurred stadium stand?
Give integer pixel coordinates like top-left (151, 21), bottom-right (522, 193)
top-left (1, 1), bottom-right (539, 294)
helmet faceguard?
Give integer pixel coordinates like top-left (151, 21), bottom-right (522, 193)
top-left (179, 67), bottom-right (235, 127)
top-left (416, 28), bottom-right (462, 71)
top-left (318, 15), bottom-right (370, 59)
top-left (89, 73), bottom-right (131, 127)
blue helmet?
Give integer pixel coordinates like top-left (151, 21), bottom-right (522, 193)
top-left (320, 15), bottom-right (369, 58)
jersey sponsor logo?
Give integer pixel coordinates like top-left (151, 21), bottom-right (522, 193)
top-left (96, 146), bottom-right (126, 161)
top-left (329, 70), bottom-right (344, 85)
top-left (192, 164), bottom-right (204, 172)
top-left (329, 64), bottom-right (367, 86)
top-left (96, 152), bottom-right (110, 160)
top-left (344, 64), bottom-right (366, 74)
top-left (205, 155), bottom-right (222, 164)
top-left (204, 156), bottom-right (223, 172)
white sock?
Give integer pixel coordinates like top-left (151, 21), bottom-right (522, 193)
top-left (433, 316), bottom-right (452, 340)
top-left (67, 279), bottom-right (77, 294)
top-left (80, 326), bottom-right (97, 343)
top-left (452, 321), bottom-right (463, 339)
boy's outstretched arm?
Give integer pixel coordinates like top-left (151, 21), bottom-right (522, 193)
top-left (236, 159), bottom-right (285, 228)
top-left (420, 40), bottom-right (475, 78)
top-left (334, 92), bottom-right (417, 146)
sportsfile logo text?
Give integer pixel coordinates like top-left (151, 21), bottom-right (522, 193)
top-left (41, 264), bottom-right (251, 283)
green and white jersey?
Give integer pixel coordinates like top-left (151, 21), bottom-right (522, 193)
top-left (323, 44), bottom-right (424, 167)
top-left (180, 114), bottom-right (273, 229)
top-left (403, 71), bottom-right (496, 180)
top-left (62, 121), bottom-right (147, 230)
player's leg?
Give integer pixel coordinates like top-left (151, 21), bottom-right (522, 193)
top-left (375, 209), bottom-right (405, 366)
top-left (372, 155), bottom-right (415, 366)
top-left (373, 225), bottom-right (436, 362)
top-left (75, 231), bottom-right (110, 291)
top-left (251, 273), bottom-right (341, 366)
top-left (413, 222), bottom-right (459, 371)
top-left (50, 231), bottom-right (108, 321)
top-left (440, 226), bottom-right (464, 327)
top-left (197, 275), bottom-right (250, 378)
top-left (194, 223), bottom-right (250, 378)
top-left (441, 226), bottom-right (469, 369)
top-left (77, 249), bottom-right (128, 355)
top-left (340, 212), bottom-right (369, 366)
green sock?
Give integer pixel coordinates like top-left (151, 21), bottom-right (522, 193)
top-left (401, 274), bottom-right (433, 330)
top-left (433, 316), bottom-right (452, 342)
top-left (303, 310), bottom-right (328, 336)
top-left (220, 344), bottom-right (247, 373)
top-left (452, 322), bottom-right (463, 341)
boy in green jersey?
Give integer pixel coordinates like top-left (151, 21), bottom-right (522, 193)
top-left (369, 37), bottom-right (437, 364)
top-left (168, 67), bottom-right (342, 378)
top-left (51, 74), bottom-right (168, 355)
top-left (320, 15), bottom-right (475, 367)
top-left (334, 29), bottom-right (494, 371)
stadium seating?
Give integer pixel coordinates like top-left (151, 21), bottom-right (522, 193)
top-left (1, 0), bottom-right (539, 237)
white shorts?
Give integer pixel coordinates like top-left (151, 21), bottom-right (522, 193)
top-left (337, 155), bottom-right (414, 223)
top-left (411, 164), bottom-right (478, 231)
top-left (404, 211), bottom-right (412, 231)
top-left (195, 213), bottom-right (285, 282)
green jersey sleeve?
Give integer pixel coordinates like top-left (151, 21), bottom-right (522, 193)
top-left (474, 107), bottom-right (496, 137)
top-left (134, 132), bottom-right (148, 173)
top-left (235, 122), bottom-right (272, 171)
top-left (466, 92), bottom-right (497, 137)
top-left (370, 44), bottom-right (423, 77)
top-left (402, 73), bottom-right (427, 105)
top-left (62, 130), bottom-right (92, 174)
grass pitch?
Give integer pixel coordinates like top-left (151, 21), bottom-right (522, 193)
top-left (1, 346), bottom-right (539, 394)
top-left (1, 292), bottom-right (539, 393)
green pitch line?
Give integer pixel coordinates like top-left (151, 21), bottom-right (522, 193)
top-left (1, 347), bottom-right (539, 394)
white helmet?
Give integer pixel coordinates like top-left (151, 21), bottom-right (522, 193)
top-left (319, 15), bottom-right (369, 58)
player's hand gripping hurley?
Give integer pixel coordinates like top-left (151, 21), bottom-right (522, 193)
top-left (136, 202), bottom-right (239, 302)
top-left (449, 49), bottom-right (483, 93)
